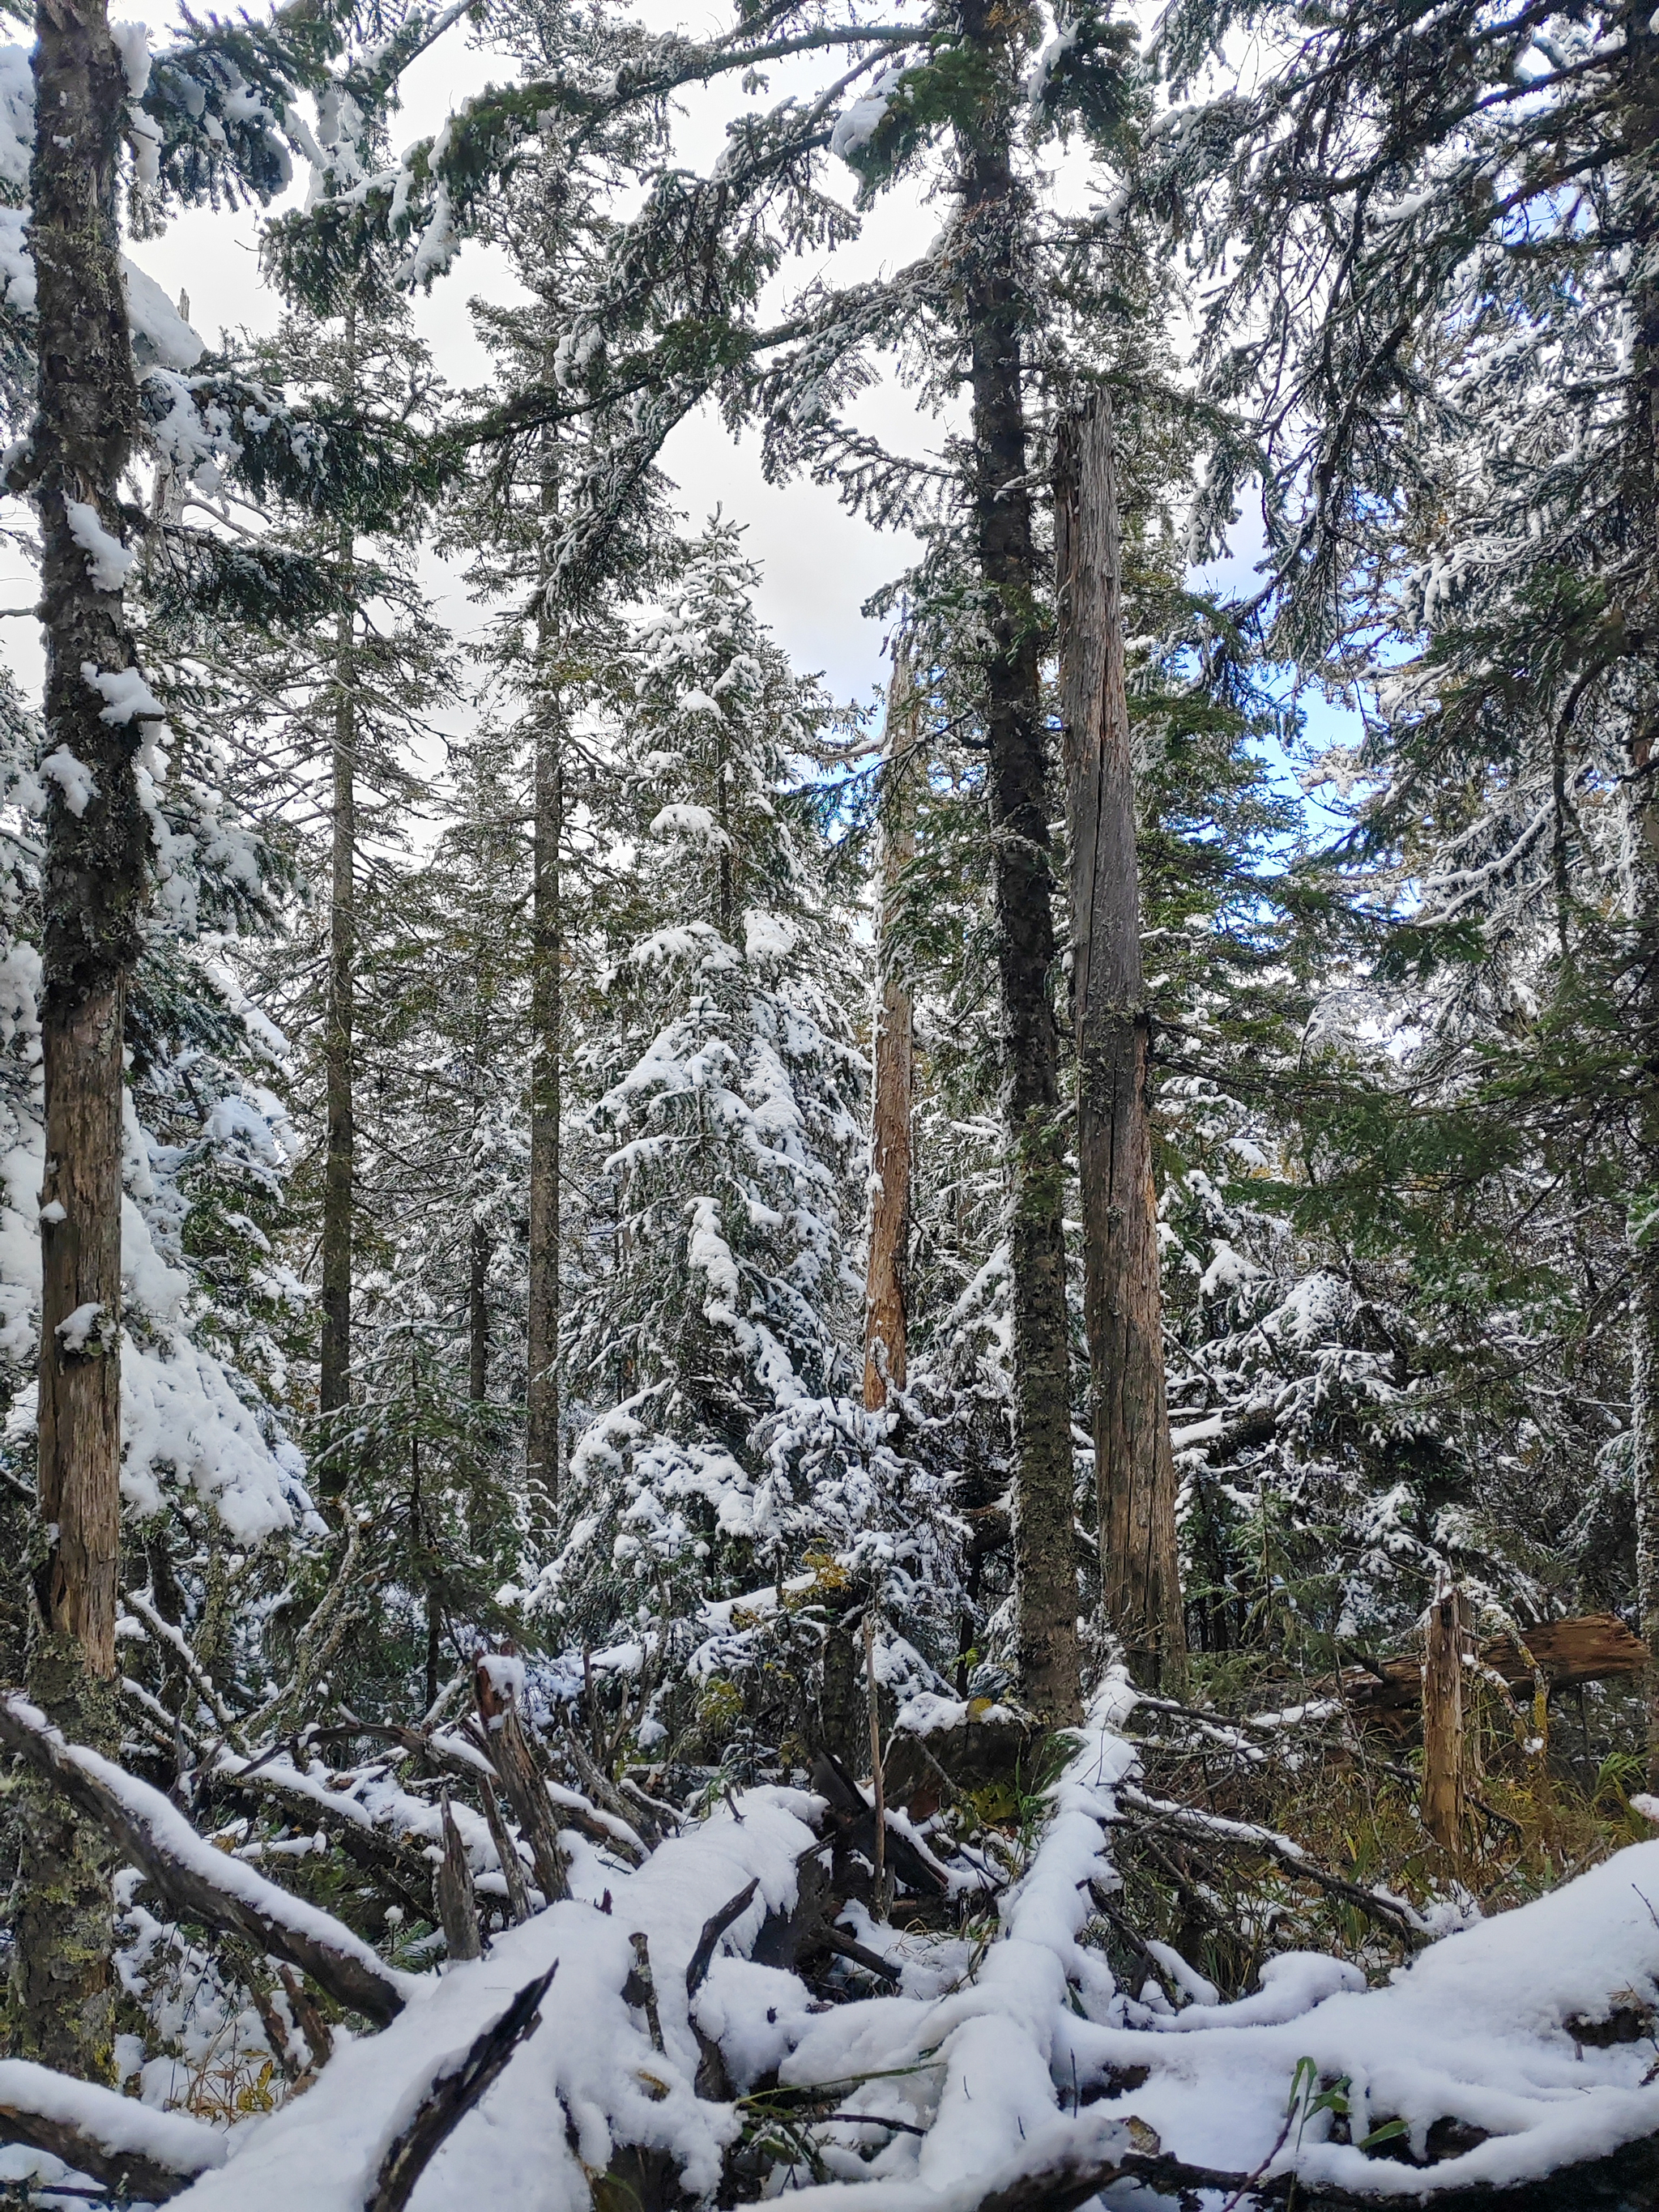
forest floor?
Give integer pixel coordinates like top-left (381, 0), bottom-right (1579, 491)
top-left (0, 1656), bottom-right (1656, 2210)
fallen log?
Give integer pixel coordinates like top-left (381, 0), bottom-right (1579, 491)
top-left (808, 1750), bottom-right (949, 1896)
top-left (0, 1693), bottom-right (412, 2027)
top-left (1341, 1613), bottom-right (1647, 1735)
top-left (0, 2059), bottom-right (225, 2203)
top-left (758, 2110), bottom-right (1659, 2212)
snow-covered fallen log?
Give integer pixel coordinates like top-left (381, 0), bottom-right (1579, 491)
top-left (761, 1700), bottom-right (1659, 2206)
top-left (1056, 1839), bottom-right (1659, 2201)
top-left (166, 1788), bottom-right (821, 2210)
top-left (743, 2108), bottom-right (1158, 2212)
top-left (0, 1694), bottom-right (416, 2027)
top-left (0, 2058), bottom-right (225, 2201)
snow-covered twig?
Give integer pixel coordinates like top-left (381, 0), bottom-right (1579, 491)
top-left (126, 1587), bottom-right (248, 1750)
top-left (1115, 1783), bottom-right (1430, 1945)
top-left (0, 1694), bottom-right (416, 2025)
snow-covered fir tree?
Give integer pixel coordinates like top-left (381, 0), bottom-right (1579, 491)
top-left (537, 526), bottom-right (868, 1645)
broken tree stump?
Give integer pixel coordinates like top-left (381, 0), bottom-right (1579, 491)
top-left (1421, 1580), bottom-right (1469, 1856)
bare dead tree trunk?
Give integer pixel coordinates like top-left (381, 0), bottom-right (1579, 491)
top-left (524, 459), bottom-right (563, 1534)
top-left (1421, 1577), bottom-right (1467, 1858)
top-left (1056, 394), bottom-right (1185, 1691)
top-left (864, 637), bottom-right (916, 1410)
top-left (319, 302), bottom-right (359, 1487)
top-left (951, 26), bottom-right (1080, 1725)
top-left (14, 0), bottom-right (152, 2073)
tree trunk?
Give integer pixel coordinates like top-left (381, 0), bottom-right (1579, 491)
top-left (18, 0), bottom-right (152, 2071)
top-left (1421, 1578), bottom-right (1467, 1857)
top-left (524, 497), bottom-right (563, 1532)
top-left (1632, 1175), bottom-right (1659, 1787)
top-left (1623, 8), bottom-right (1659, 1788)
top-left (864, 637), bottom-right (916, 1409)
top-left (469, 1217), bottom-right (490, 1404)
top-left (953, 33), bottom-right (1080, 1725)
top-left (319, 316), bottom-right (357, 1485)
top-left (1056, 395), bottom-right (1185, 1691)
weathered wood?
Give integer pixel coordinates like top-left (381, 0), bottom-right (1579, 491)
top-left (474, 1656), bottom-right (569, 1904)
top-left (864, 633), bottom-right (916, 1409)
top-left (1422, 1580), bottom-right (1468, 1856)
top-left (685, 1877), bottom-right (759, 1997)
top-left (1341, 1613), bottom-right (1648, 1733)
top-left (435, 1792), bottom-right (481, 1963)
top-left (368, 1966), bottom-right (556, 2212)
top-left (626, 1931), bottom-right (665, 2052)
top-left (1056, 392), bottom-right (1184, 1694)
top-left (808, 1749), bottom-right (949, 1897)
top-left (476, 1767), bottom-right (535, 1924)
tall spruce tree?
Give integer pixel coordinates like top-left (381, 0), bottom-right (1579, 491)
top-left (538, 522), bottom-right (866, 1668)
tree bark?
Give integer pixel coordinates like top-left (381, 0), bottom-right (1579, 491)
top-left (1623, 6), bottom-right (1659, 1788)
top-left (864, 636), bottom-right (916, 1409)
top-left (16, 0), bottom-right (154, 2073)
top-left (319, 305), bottom-right (358, 1485)
top-left (469, 1216), bottom-right (489, 1403)
top-left (1056, 395), bottom-right (1184, 1690)
top-left (952, 32), bottom-right (1080, 1724)
top-left (1421, 1577), bottom-right (1468, 1858)
top-left (524, 641), bottom-right (562, 1533)
top-left (434, 1792), bottom-right (481, 1963)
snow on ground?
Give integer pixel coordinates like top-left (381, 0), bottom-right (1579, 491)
top-left (170, 1788), bottom-right (819, 2211)
top-left (99, 1687), bottom-right (1659, 2208)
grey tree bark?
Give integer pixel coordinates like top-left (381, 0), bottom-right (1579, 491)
top-left (952, 4), bottom-right (1081, 1724)
top-left (864, 636), bottom-right (916, 1410)
top-left (1056, 394), bottom-right (1184, 1690)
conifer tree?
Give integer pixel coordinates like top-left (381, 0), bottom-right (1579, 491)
top-left (0, 0), bottom-right (389, 2071)
top-left (1153, 0), bottom-right (1659, 1759)
top-left (538, 522), bottom-right (865, 1676)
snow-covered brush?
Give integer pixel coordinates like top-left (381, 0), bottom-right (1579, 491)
top-left (3, 1681), bottom-right (1659, 2208)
